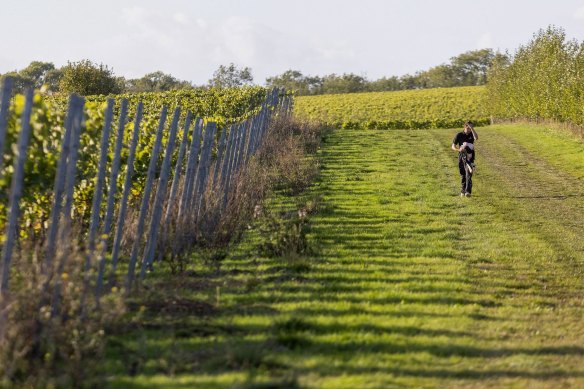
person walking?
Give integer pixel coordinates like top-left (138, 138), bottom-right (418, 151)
top-left (452, 121), bottom-right (478, 197)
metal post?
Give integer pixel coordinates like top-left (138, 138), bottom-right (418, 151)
top-left (0, 89), bottom-right (33, 295)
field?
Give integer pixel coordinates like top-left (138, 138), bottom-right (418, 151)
top-left (294, 86), bottom-right (489, 129)
top-left (2, 82), bottom-right (584, 387)
top-left (105, 121), bottom-right (584, 388)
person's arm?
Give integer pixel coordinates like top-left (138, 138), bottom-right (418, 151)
top-left (469, 124), bottom-right (478, 141)
top-left (452, 143), bottom-right (460, 152)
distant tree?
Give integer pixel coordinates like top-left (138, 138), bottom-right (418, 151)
top-left (43, 68), bottom-right (63, 93)
top-left (450, 49), bottom-right (497, 85)
top-left (208, 63), bottom-right (253, 89)
top-left (416, 64), bottom-right (457, 88)
top-left (368, 76), bottom-right (402, 92)
top-left (19, 61), bottom-right (56, 89)
top-left (0, 72), bottom-right (32, 93)
top-left (321, 73), bottom-right (367, 94)
top-left (125, 71), bottom-right (193, 92)
top-left (265, 70), bottom-right (323, 95)
top-left (398, 74), bottom-right (421, 90)
top-left (59, 59), bottom-right (121, 95)
top-left (0, 61), bottom-right (60, 93)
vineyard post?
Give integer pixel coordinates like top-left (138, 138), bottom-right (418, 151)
top-left (51, 98), bottom-right (85, 317)
top-left (94, 99), bottom-right (128, 297)
top-left (247, 112), bottom-right (258, 157)
top-left (178, 118), bottom-right (203, 220)
top-left (0, 89), bottom-right (34, 295)
top-left (211, 124), bottom-right (228, 189)
top-left (165, 111), bottom-right (193, 224)
top-left (126, 106), bottom-right (168, 290)
top-left (0, 77), bottom-right (13, 175)
top-left (139, 107), bottom-right (181, 279)
top-left (86, 99), bottom-right (114, 255)
top-left (218, 124), bottom-right (236, 193)
top-left (233, 119), bottom-right (250, 171)
top-left (102, 99), bottom-right (129, 238)
top-left (192, 122), bottom-right (217, 219)
top-left (107, 102), bottom-right (143, 290)
top-left (221, 123), bottom-right (243, 210)
top-left (243, 116), bottom-right (257, 165)
top-left (44, 95), bottom-right (79, 271)
top-left (59, 98), bottom-right (85, 243)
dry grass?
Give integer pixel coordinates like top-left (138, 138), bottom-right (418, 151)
top-left (0, 237), bottom-right (125, 388)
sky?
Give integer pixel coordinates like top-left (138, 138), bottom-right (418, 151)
top-left (1, 0), bottom-right (584, 85)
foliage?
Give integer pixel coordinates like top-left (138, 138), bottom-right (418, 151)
top-left (0, 86), bottom-right (267, 240)
top-left (486, 26), bottom-right (584, 125)
top-left (266, 49), bottom-right (503, 95)
top-left (266, 70), bottom-right (323, 96)
top-left (294, 85), bottom-right (488, 129)
top-left (59, 59), bottom-right (123, 96)
top-left (208, 63), bottom-right (254, 89)
top-left (124, 71), bottom-right (193, 93)
top-left (0, 62), bottom-right (60, 94)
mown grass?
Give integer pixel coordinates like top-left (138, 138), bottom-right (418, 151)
top-left (105, 124), bottom-right (584, 388)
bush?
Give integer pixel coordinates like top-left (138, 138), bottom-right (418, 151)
top-left (59, 59), bottom-right (122, 96)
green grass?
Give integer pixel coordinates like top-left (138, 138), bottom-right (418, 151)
top-left (105, 124), bottom-right (584, 388)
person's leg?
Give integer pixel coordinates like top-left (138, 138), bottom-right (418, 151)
top-left (465, 164), bottom-right (473, 194)
top-left (459, 160), bottom-right (466, 195)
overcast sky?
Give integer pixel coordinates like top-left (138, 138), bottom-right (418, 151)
top-left (1, 0), bottom-right (584, 85)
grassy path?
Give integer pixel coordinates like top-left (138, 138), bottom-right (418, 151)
top-left (109, 124), bottom-right (584, 388)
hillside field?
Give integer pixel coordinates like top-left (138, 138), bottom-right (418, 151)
top-left (294, 86), bottom-right (489, 129)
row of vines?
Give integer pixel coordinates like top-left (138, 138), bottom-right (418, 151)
top-left (0, 87), bottom-right (267, 240)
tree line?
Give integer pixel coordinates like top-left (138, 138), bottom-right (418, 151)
top-left (487, 26), bottom-right (584, 126)
top-left (266, 49), bottom-right (506, 95)
top-left (1, 49), bottom-right (503, 97)
top-left (0, 61), bottom-right (255, 96)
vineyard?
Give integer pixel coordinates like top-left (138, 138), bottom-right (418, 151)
top-left (294, 85), bottom-right (489, 129)
top-left (1, 66), bottom-right (584, 387)
top-left (0, 86), bottom-right (267, 237)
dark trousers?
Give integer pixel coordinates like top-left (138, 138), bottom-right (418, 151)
top-left (459, 160), bottom-right (472, 194)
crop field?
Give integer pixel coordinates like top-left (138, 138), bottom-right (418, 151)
top-left (294, 86), bottom-right (489, 129)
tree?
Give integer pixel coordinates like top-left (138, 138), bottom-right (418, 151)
top-left (125, 71), bottom-right (193, 93)
top-left (59, 59), bottom-right (121, 96)
top-left (416, 64), bottom-right (457, 88)
top-left (321, 73), bottom-right (367, 94)
top-left (208, 63), bottom-right (253, 89)
top-left (0, 61), bottom-right (60, 93)
top-left (0, 72), bottom-right (32, 93)
top-left (19, 61), bottom-right (56, 89)
top-left (368, 76), bottom-right (402, 92)
top-left (450, 49), bottom-right (496, 85)
top-left (265, 70), bottom-right (323, 95)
